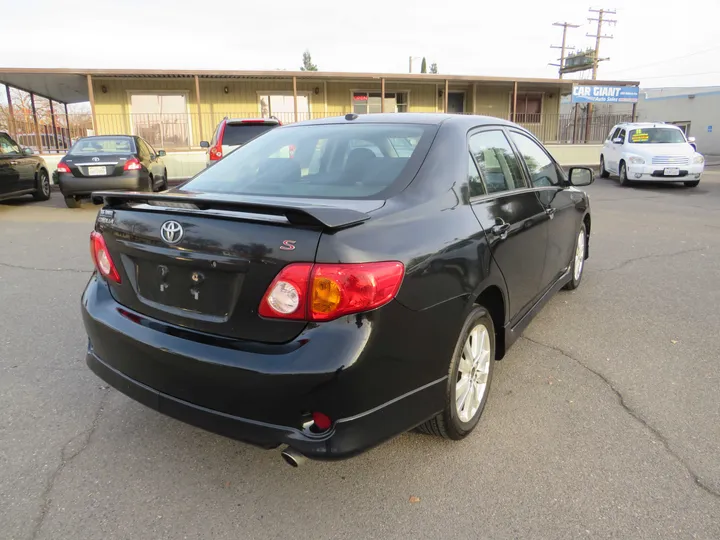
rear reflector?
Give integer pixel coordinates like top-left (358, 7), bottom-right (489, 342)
top-left (90, 231), bottom-right (121, 283)
top-left (259, 262), bottom-right (404, 322)
top-left (57, 162), bottom-right (71, 173)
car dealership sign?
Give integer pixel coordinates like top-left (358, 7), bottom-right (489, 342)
top-left (572, 85), bottom-right (639, 104)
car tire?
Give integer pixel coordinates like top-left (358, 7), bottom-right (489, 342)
top-left (160, 169), bottom-right (169, 191)
top-left (599, 156), bottom-right (610, 178)
top-left (64, 196), bottom-right (81, 209)
top-left (684, 180), bottom-right (700, 187)
top-left (33, 169), bottom-right (51, 201)
top-left (417, 306), bottom-right (495, 440)
top-left (619, 162), bottom-right (632, 187)
top-left (563, 223), bottom-right (587, 290)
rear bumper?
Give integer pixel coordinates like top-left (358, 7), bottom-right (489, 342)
top-left (626, 163), bottom-right (704, 182)
top-left (59, 171), bottom-right (145, 196)
top-left (81, 276), bottom-right (454, 460)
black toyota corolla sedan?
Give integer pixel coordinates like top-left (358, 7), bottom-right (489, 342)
top-left (57, 135), bottom-right (168, 208)
top-left (82, 114), bottom-right (593, 465)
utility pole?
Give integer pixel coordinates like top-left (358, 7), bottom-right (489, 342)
top-left (587, 8), bottom-right (616, 79)
top-left (408, 56), bottom-right (421, 74)
top-left (584, 8), bottom-right (617, 142)
top-left (551, 22), bottom-right (580, 79)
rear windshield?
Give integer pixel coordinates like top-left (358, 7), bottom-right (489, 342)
top-left (69, 137), bottom-right (135, 154)
top-left (628, 128), bottom-right (686, 144)
top-left (223, 123), bottom-right (278, 146)
top-left (181, 123), bottom-right (436, 199)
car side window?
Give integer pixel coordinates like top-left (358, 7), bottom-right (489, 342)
top-left (509, 131), bottom-right (561, 188)
top-left (468, 130), bottom-right (525, 195)
top-left (618, 129), bottom-right (626, 144)
top-left (143, 139), bottom-right (158, 158)
top-left (608, 127), bottom-right (620, 141)
top-left (468, 153), bottom-right (485, 197)
top-left (0, 133), bottom-right (21, 155)
top-left (137, 139), bottom-right (151, 161)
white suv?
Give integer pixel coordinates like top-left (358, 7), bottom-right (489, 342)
top-left (600, 122), bottom-right (705, 187)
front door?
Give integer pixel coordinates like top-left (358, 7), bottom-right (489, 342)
top-left (447, 92), bottom-right (465, 114)
top-left (509, 129), bottom-right (578, 288)
top-left (468, 129), bottom-right (549, 321)
top-left (0, 133), bottom-right (23, 195)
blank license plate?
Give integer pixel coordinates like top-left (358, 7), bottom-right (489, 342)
top-left (88, 166), bottom-right (107, 176)
top-left (664, 167), bottom-right (680, 176)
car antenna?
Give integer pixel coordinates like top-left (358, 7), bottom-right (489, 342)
top-left (345, 113), bottom-right (359, 121)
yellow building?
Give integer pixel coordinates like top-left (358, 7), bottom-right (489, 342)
top-left (1, 68), bottom-right (638, 152)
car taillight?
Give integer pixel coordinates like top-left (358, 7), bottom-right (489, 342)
top-left (209, 145), bottom-right (223, 161)
top-left (123, 158), bottom-right (142, 171)
top-left (90, 231), bottom-right (121, 283)
top-left (57, 162), bottom-right (71, 173)
top-left (259, 262), bottom-right (404, 321)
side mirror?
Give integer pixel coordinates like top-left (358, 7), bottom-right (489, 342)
top-left (199, 141), bottom-right (210, 148)
top-left (568, 167), bottom-right (594, 187)
top-left (157, 150), bottom-right (166, 157)
top-left (688, 136), bottom-right (696, 143)
top-left (612, 137), bottom-right (623, 144)
top-left (23, 147), bottom-right (34, 155)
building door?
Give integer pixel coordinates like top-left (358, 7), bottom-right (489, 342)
top-left (447, 92), bottom-right (465, 114)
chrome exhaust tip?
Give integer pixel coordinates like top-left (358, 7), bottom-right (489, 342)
top-left (281, 448), bottom-right (307, 468)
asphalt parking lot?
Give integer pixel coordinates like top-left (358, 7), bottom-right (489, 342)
top-left (2, 171), bottom-right (720, 540)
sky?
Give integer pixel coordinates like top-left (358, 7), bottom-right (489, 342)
top-left (2, 0), bottom-right (720, 88)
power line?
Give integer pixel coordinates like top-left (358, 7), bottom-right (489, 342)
top-left (604, 44), bottom-right (720, 75)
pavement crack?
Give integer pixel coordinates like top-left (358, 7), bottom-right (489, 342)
top-left (522, 335), bottom-right (720, 501)
top-left (29, 388), bottom-right (110, 540)
top-left (589, 246), bottom-right (707, 273)
top-left (0, 261), bottom-right (92, 274)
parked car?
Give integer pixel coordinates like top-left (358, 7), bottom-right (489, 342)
top-left (0, 131), bottom-right (51, 203)
top-left (200, 117), bottom-right (281, 166)
top-left (600, 122), bottom-right (704, 187)
top-left (57, 135), bottom-right (168, 208)
top-left (83, 114), bottom-right (593, 465)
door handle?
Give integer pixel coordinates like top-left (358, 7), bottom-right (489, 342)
top-left (491, 220), bottom-right (511, 239)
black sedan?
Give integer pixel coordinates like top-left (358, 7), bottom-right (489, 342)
top-left (57, 135), bottom-right (168, 208)
top-left (0, 131), bottom-right (51, 203)
top-left (82, 114), bottom-right (593, 465)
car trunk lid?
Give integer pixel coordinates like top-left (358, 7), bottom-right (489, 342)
top-left (91, 190), bottom-right (379, 343)
top-left (65, 154), bottom-right (134, 178)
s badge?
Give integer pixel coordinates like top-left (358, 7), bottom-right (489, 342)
top-left (279, 240), bottom-right (296, 251)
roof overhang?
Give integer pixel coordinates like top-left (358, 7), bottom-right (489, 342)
top-left (0, 67), bottom-right (638, 104)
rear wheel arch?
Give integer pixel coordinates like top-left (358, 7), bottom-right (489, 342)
top-left (474, 285), bottom-right (506, 360)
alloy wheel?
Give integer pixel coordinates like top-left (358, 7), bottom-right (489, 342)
top-left (456, 324), bottom-right (491, 423)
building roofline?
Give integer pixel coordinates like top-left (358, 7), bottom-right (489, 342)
top-left (0, 66), bottom-right (638, 87)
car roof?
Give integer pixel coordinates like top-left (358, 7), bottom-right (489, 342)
top-left (225, 118), bottom-right (280, 125)
top-left (614, 122), bottom-right (681, 129)
top-left (295, 113), bottom-right (516, 128)
top-left (77, 134), bottom-right (135, 139)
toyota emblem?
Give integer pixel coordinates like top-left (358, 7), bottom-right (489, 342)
top-left (160, 221), bottom-right (184, 245)
top-left (92, 157), bottom-right (100, 162)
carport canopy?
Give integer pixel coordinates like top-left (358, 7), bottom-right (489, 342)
top-left (0, 71), bottom-right (89, 103)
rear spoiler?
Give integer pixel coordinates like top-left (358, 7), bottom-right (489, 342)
top-left (91, 191), bottom-right (371, 229)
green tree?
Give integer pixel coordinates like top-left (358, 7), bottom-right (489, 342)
top-left (429, 63), bottom-right (438, 74)
top-left (420, 57), bottom-right (427, 73)
top-left (300, 50), bottom-right (318, 71)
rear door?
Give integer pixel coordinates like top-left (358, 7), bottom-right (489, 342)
top-left (468, 129), bottom-right (549, 321)
top-left (509, 129), bottom-right (578, 288)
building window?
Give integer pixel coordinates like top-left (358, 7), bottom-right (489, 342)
top-left (353, 92), bottom-right (408, 114)
top-left (130, 93), bottom-right (190, 148)
top-left (512, 93), bottom-right (542, 123)
top-left (259, 94), bottom-right (311, 123)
